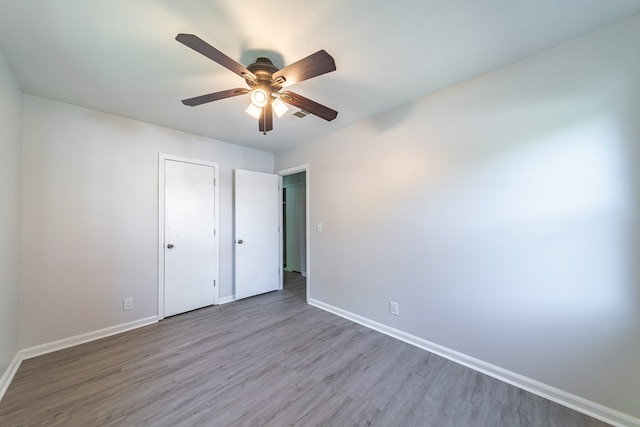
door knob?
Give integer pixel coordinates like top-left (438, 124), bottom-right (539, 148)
top-left (237, 239), bottom-right (244, 244)
top-left (167, 243), bottom-right (174, 249)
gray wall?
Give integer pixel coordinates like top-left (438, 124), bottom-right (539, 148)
top-left (275, 15), bottom-right (640, 418)
top-left (0, 53), bottom-right (22, 376)
top-left (19, 95), bottom-right (274, 349)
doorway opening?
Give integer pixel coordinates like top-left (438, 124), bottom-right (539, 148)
top-left (278, 165), bottom-right (309, 301)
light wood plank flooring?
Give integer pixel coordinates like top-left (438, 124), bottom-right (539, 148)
top-left (0, 273), bottom-right (610, 426)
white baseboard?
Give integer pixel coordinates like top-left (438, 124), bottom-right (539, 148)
top-left (308, 298), bottom-right (639, 427)
top-left (218, 295), bottom-right (236, 305)
top-left (0, 316), bottom-right (158, 404)
top-left (20, 316), bottom-right (158, 360)
top-left (0, 353), bottom-right (22, 402)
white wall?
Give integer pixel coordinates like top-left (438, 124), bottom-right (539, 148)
top-left (0, 53), bottom-right (22, 375)
top-left (275, 15), bottom-right (640, 419)
top-left (20, 95), bottom-right (273, 349)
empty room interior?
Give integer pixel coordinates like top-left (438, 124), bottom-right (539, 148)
top-left (1, 1), bottom-right (639, 426)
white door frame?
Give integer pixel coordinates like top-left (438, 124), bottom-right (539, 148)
top-left (158, 153), bottom-right (220, 320)
top-left (276, 164), bottom-right (310, 302)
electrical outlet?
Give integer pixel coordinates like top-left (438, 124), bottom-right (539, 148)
top-left (389, 301), bottom-right (399, 316)
top-left (123, 298), bottom-right (133, 311)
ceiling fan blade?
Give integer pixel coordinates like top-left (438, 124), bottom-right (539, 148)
top-left (272, 50), bottom-right (336, 87)
top-left (181, 88), bottom-right (249, 106)
top-left (280, 91), bottom-right (338, 121)
top-left (259, 103), bottom-right (273, 133)
top-left (176, 34), bottom-right (256, 82)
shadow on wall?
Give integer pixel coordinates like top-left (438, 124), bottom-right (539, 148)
top-left (369, 101), bottom-right (417, 133)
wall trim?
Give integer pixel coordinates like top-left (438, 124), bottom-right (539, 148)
top-left (0, 353), bottom-right (22, 402)
top-left (276, 164), bottom-right (310, 303)
top-left (0, 316), bottom-right (158, 404)
top-left (20, 316), bottom-right (158, 360)
top-left (308, 298), bottom-right (639, 427)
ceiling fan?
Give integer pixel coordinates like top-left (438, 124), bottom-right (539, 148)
top-left (176, 34), bottom-right (338, 135)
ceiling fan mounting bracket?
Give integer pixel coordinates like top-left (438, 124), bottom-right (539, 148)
top-left (247, 57), bottom-right (279, 74)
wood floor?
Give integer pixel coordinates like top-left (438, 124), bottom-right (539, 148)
top-left (0, 273), bottom-right (610, 426)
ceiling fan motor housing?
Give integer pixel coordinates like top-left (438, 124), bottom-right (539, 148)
top-left (247, 57), bottom-right (284, 90)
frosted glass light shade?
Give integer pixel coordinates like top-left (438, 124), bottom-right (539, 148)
top-left (246, 103), bottom-right (262, 119)
top-left (272, 98), bottom-right (289, 118)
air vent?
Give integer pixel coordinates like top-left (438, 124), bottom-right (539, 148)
top-left (292, 109), bottom-right (311, 120)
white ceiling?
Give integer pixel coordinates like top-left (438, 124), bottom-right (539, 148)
top-left (1, 1), bottom-right (639, 153)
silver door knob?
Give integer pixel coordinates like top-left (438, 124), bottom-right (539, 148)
top-left (237, 239), bottom-right (244, 244)
top-left (167, 243), bottom-right (174, 249)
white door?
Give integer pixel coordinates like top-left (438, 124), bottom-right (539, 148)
top-left (164, 159), bottom-right (216, 317)
top-left (234, 169), bottom-right (280, 300)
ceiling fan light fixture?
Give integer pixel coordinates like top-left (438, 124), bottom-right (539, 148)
top-left (176, 34), bottom-right (337, 134)
top-left (245, 103), bottom-right (262, 119)
top-left (250, 86), bottom-right (270, 108)
top-left (272, 98), bottom-right (289, 118)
